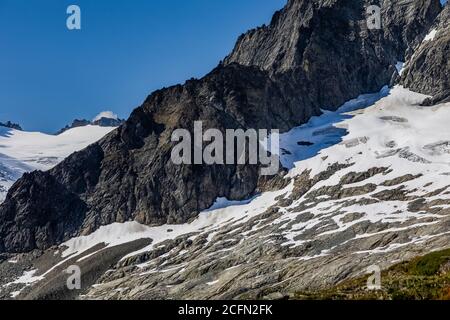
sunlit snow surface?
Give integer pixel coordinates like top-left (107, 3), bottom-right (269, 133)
top-left (0, 125), bottom-right (116, 201)
top-left (58, 86), bottom-right (450, 264)
top-left (423, 28), bottom-right (438, 42)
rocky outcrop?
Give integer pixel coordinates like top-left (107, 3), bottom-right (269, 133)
top-left (57, 119), bottom-right (90, 134)
top-left (0, 0), bottom-right (442, 253)
top-left (0, 170), bottom-right (87, 253)
top-left (92, 117), bottom-right (125, 127)
top-left (0, 121), bottom-right (22, 131)
top-left (56, 117), bottom-right (125, 135)
top-left (401, 3), bottom-right (450, 104)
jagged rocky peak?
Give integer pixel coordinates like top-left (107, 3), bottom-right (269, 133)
top-left (56, 111), bottom-right (125, 134)
top-left (401, 2), bottom-right (450, 105)
top-left (225, 0), bottom-right (441, 71)
top-left (225, 0), bottom-right (442, 110)
top-left (0, 0), bottom-right (443, 254)
top-left (0, 121), bottom-right (22, 131)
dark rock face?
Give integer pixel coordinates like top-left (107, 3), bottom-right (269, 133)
top-left (380, 0), bottom-right (443, 58)
top-left (0, 0), bottom-right (442, 253)
top-left (0, 171), bottom-right (86, 253)
top-left (59, 65), bottom-right (295, 236)
top-left (225, 0), bottom-right (441, 110)
top-left (0, 121), bottom-right (22, 131)
top-left (401, 4), bottom-right (450, 105)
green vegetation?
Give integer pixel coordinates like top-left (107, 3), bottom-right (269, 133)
top-left (295, 248), bottom-right (450, 300)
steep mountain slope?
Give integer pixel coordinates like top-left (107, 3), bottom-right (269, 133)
top-left (401, 3), bottom-right (450, 104)
top-left (0, 0), bottom-right (449, 300)
top-left (2, 85), bottom-right (449, 299)
top-left (225, 0), bottom-right (441, 107)
top-left (0, 0), bottom-right (442, 254)
top-left (79, 87), bottom-right (450, 299)
top-left (0, 125), bottom-right (116, 202)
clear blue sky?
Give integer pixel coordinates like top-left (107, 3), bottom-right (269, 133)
top-left (0, 0), bottom-right (286, 133)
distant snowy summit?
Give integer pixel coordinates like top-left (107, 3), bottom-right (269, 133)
top-left (1, 111), bottom-right (122, 202)
top-left (0, 121), bottom-right (22, 131)
top-left (0, 123), bottom-right (117, 202)
top-left (56, 111), bottom-right (125, 135)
